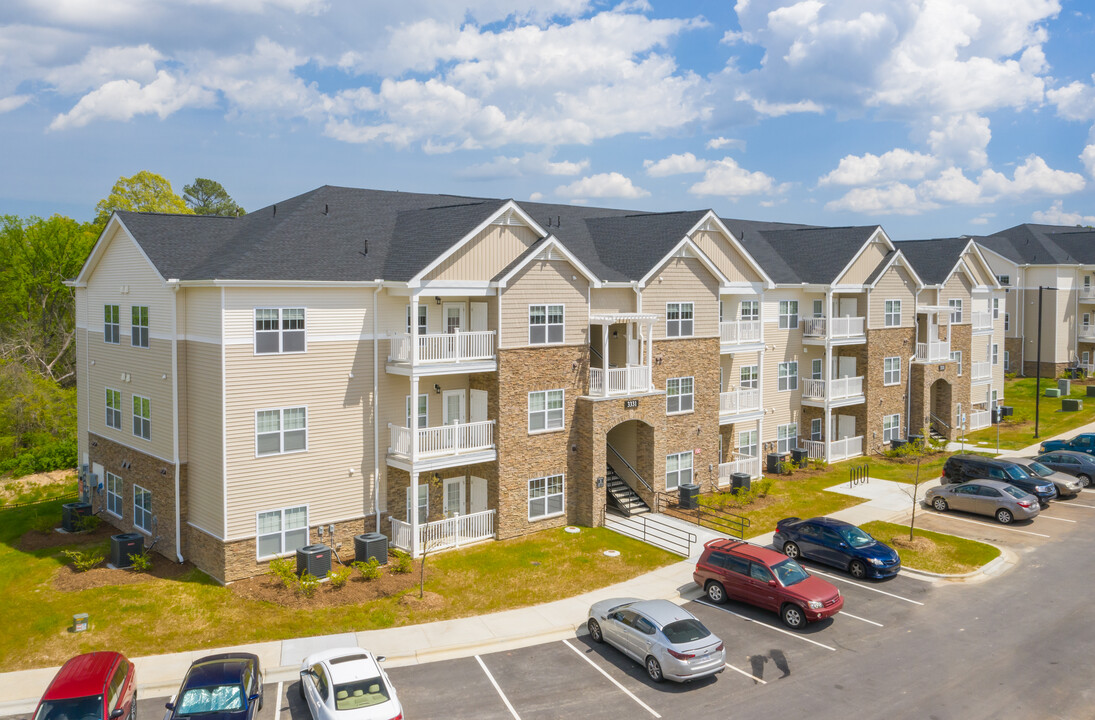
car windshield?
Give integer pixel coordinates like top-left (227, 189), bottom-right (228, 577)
top-left (661, 619), bottom-right (711, 644)
top-left (177, 686), bottom-right (244, 715)
top-left (333, 679), bottom-right (390, 710)
top-left (34, 696), bottom-right (102, 720)
top-left (836, 525), bottom-right (874, 548)
top-left (772, 558), bottom-right (809, 586)
top-left (1003, 465), bottom-right (1030, 481)
top-left (1026, 461), bottom-right (1053, 477)
top-left (1002, 486), bottom-right (1029, 499)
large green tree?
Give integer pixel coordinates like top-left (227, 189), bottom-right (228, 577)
top-left (94, 170), bottom-right (191, 225)
top-left (183, 178), bottom-right (245, 216)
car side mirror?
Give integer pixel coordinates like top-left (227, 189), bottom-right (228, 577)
top-left (768, 579), bottom-right (777, 587)
top-left (249, 694), bottom-right (260, 702)
top-left (838, 542), bottom-right (847, 548)
top-left (376, 655), bottom-right (386, 663)
top-left (165, 703), bottom-right (175, 712)
top-left (110, 710), bottom-right (124, 719)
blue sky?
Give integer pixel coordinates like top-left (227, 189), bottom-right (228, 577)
top-left (1, 0), bottom-right (1094, 239)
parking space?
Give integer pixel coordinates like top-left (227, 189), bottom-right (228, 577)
top-left (915, 508), bottom-right (1055, 544)
top-left (387, 656), bottom-right (516, 719)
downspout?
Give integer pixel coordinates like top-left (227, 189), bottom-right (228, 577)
top-left (170, 280), bottom-right (184, 563)
top-left (373, 285), bottom-right (382, 532)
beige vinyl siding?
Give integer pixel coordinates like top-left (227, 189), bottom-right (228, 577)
top-left (183, 340), bottom-right (223, 534)
top-left (182, 287), bottom-right (221, 341)
top-left (85, 226), bottom-right (171, 339)
top-left (837, 239), bottom-right (887, 285)
top-left (424, 224), bottom-right (539, 283)
top-left (719, 351), bottom-right (761, 391)
top-left (499, 258), bottom-right (588, 348)
top-left (691, 230), bottom-right (764, 284)
top-left (76, 325), bottom-right (89, 464)
top-left (642, 257), bottom-right (719, 339)
top-left (963, 251), bottom-right (996, 288)
top-left (1057, 287), bottom-right (1077, 362)
top-left (939, 272), bottom-right (973, 321)
top-left (1004, 289), bottom-right (1019, 337)
top-left (223, 287), bottom-right (373, 344)
top-left (382, 375), bottom-right (476, 430)
top-left (591, 288), bottom-right (636, 314)
top-left (1021, 282), bottom-right (1064, 363)
top-left (868, 265), bottom-right (917, 328)
top-left (760, 290), bottom-right (805, 444)
top-left (378, 291), bottom-right (409, 337)
top-left (919, 288), bottom-right (938, 306)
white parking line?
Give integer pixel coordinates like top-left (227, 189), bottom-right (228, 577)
top-left (562, 640), bottom-right (661, 718)
top-left (693, 599), bottom-right (837, 651)
top-left (724, 663), bottom-right (767, 684)
top-left (1036, 514), bottom-right (1077, 523)
top-left (475, 655), bottom-right (522, 720)
top-left (806, 569), bottom-right (925, 606)
top-left (273, 682), bottom-right (282, 720)
top-left (838, 610), bottom-right (884, 627)
top-left (925, 510), bottom-right (1052, 537)
top-left (1059, 501), bottom-right (1095, 509)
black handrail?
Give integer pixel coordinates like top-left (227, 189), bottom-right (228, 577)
top-left (655, 491), bottom-right (751, 540)
top-left (602, 506), bottom-right (695, 557)
top-left (607, 443), bottom-right (652, 493)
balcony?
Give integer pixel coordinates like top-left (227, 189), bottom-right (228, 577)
top-left (718, 455), bottom-right (761, 484)
top-left (801, 316), bottom-right (866, 344)
top-left (389, 509), bottom-right (496, 557)
top-left (800, 376), bottom-right (864, 406)
top-left (971, 361), bottom-right (992, 383)
top-left (916, 340), bottom-right (951, 362)
top-left (972, 311), bottom-right (993, 333)
top-left (802, 436), bottom-right (864, 462)
top-left (387, 420), bottom-right (496, 470)
top-left (1079, 326), bottom-right (1095, 342)
top-left (1081, 286), bottom-right (1095, 302)
top-left (387, 331), bottom-right (496, 375)
top-left (719, 388), bottom-right (761, 422)
top-left (589, 365), bottom-right (652, 397)
top-left (719, 320), bottom-right (763, 350)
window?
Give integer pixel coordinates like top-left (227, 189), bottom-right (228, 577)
top-left (951, 351), bottom-right (963, 376)
top-left (131, 306), bottom-right (149, 348)
top-left (406, 485), bottom-right (428, 524)
top-left (739, 365), bottom-right (758, 388)
top-left (812, 299), bottom-right (823, 318)
top-left (133, 485), bottom-right (152, 533)
top-left (811, 358), bottom-right (822, 380)
top-left (777, 423), bottom-right (797, 454)
top-left (883, 414), bottom-right (901, 443)
top-left (105, 388), bottom-right (122, 430)
top-left (528, 474), bottom-right (564, 519)
top-left (1004, 350), bottom-right (1010, 370)
top-left (811, 418), bottom-right (822, 441)
top-left (528, 389), bottom-right (564, 432)
top-left (992, 298), bottom-right (1000, 320)
top-left (883, 357), bottom-right (901, 386)
top-left (256, 506), bottom-right (308, 559)
top-left (778, 300), bottom-right (799, 329)
top-left (106, 472), bottom-right (122, 517)
top-left (406, 394), bottom-right (427, 429)
top-left (666, 377), bottom-right (694, 414)
top-left (737, 430), bottom-right (757, 459)
top-left (992, 344), bottom-right (999, 365)
top-left (666, 452), bottom-right (693, 491)
top-left (104, 305), bottom-right (120, 344)
top-left (132, 395), bottom-right (150, 440)
top-left (1086, 312), bottom-right (1092, 329)
top-left (740, 301), bottom-right (759, 321)
top-left (997, 274), bottom-right (1010, 286)
top-left (777, 361), bottom-right (798, 391)
top-left (255, 407), bottom-right (307, 455)
top-left (884, 300), bottom-right (901, 327)
top-left (1004, 313), bottom-right (1010, 332)
top-left (406, 305), bottom-right (427, 335)
top-left (255, 308), bottom-right (306, 354)
top-left (949, 299), bottom-right (963, 323)
top-left (666, 302), bottom-right (694, 337)
top-left (529, 304), bottom-right (564, 344)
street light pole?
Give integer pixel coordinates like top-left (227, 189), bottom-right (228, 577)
top-left (1035, 285), bottom-right (1043, 438)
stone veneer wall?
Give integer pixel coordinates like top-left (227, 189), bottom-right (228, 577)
top-left (909, 360), bottom-right (969, 441)
top-left (383, 463), bottom-right (495, 535)
top-left (1005, 338), bottom-right (1023, 374)
top-left (864, 328), bottom-right (916, 454)
top-left (1022, 360), bottom-right (1070, 378)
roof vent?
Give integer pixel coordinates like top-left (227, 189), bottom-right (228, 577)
top-left (324, 204), bottom-right (329, 216)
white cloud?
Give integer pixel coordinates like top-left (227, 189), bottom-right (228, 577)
top-left (689, 157), bottom-right (784, 197)
top-left (978, 155), bottom-right (1085, 197)
top-left (0, 95), bottom-right (31, 114)
top-left (49, 71), bottom-right (214, 129)
top-left (969, 212), bottom-right (995, 225)
top-left (459, 150), bottom-right (589, 179)
top-left (529, 191), bottom-right (544, 201)
top-left (1032, 200), bottom-right (1095, 226)
top-left (706, 136), bottom-right (744, 150)
top-left (819, 148), bottom-right (937, 186)
top-left (1082, 144), bottom-right (1095, 178)
top-left (1048, 77), bottom-right (1095, 121)
top-left (926, 113), bottom-right (992, 168)
top-left (734, 90), bottom-right (823, 117)
top-left (825, 182), bottom-right (933, 215)
top-left (555, 172), bottom-right (649, 199)
top-left (44, 45), bottom-right (164, 94)
top-left (643, 152), bottom-right (708, 177)
top-left (918, 167), bottom-right (985, 204)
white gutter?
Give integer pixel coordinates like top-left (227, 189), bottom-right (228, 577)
top-left (373, 284), bottom-right (382, 532)
top-left (169, 280), bottom-right (184, 563)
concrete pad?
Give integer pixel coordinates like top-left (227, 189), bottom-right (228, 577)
top-left (281, 633), bottom-right (357, 666)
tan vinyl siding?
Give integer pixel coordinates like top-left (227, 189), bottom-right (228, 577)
top-left (719, 351), bottom-right (761, 391)
top-left (691, 230), bottom-right (764, 284)
top-left (499, 259), bottom-right (588, 348)
top-left (963, 251), bottom-right (996, 288)
top-left (223, 287), bottom-right (373, 344)
top-left (76, 324), bottom-right (89, 464)
top-left (868, 265), bottom-right (917, 329)
top-left (1057, 288), bottom-right (1077, 362)
top-left (939, 272), bottom-right (973, 321)
top-left (838, 239), bottom-right (887, 285)
top-left (761, 290), bottom-right (805, 443)
top-left (182, 287), bottom-right (221, 342)
top-left (425, 224), bottom-right (539, 283)
top-left (919, 288), bottom-right (938, 306)
top-left (184, 340), bottom-right (223, 534)
top-left (591, 288), bottom-right (636, 314)
top-left (642, 257), bottom-right (719, 339)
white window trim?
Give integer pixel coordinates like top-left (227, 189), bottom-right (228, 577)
top-left (884, 299), bottom-right (901, 327)
top-left (406, 304), bottom-right (428, 335)
top-left (132, 394), bottom-right (151, 441)
top-left (740, 301), bottom-right (759, 321)
top-left (105, 387), bottom-right (122, 430)
top-left (528, 389), bottom-right (565, 434)
top-left (255, 505), bottom-right (310, 561)
top-left (254, 307), bottom-right (307, 355)
top-left (951, 351), bottom-right (963, 376)
top-left (992, 344), bottom-right (999, 365)
top-left (810, 418), bottom-right (823, 442)
top-left (777, 423), bottom-right (798, 454)
top-left (665, 451), bottom-right (694, 491)
top-left (406, 484), bottom-right (429, 524)
top-left (255, 406), bottom-right (309, 457)
top-left (883, 414), bottom-right (901, 443)
top-left (740, 365), bottom-right (758, 388)
top-left (527, 474), bottom-right (565, 521)
top-left (778, 300), bottom-right (799, 330)
top-left (133, 484), bottom-right (152, 535)
top-left (528, 303), bottom-right (565, 345)
top-left (130, 305), bottom-right (149, 348)
top-left (666, 302), bottom-right (695, 338)
top-left (104, 304), bottom-right (120, 345)
top-left (883, 357), bottom-right (901, 386)
top-left (105, 471), bottom-right (123, 519)
top-left (949, 299), bottom-right (963, 324)
top-left (666, 376), bottom-right (695, 415)
top-left (777, 362), bottom-right (798, 392)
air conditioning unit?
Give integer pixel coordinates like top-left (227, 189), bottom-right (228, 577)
top-left (296, 544), bottom-right (331, 577)
top-left (354, 533), bottom-right (388, 565)
top-left (110, 533), bottom-right (144, 567)
top-left (62, 502), bottom-right (93, 532)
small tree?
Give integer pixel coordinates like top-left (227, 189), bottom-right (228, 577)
top-left (899, 430), bottom-right (932, 541)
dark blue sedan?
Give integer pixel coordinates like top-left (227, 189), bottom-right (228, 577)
top-left (773, 517), bottom-right (901, 579)
top-left (166, 653), bottom-right (263, 720)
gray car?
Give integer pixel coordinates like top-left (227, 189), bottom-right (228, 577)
top-left (587, 598), bottom-right (725, 683)
top-left (1010, 457), bottom-right (1083, 497)
top-left (1035, 450), bottom-right (1095, 487)
top-left (925, 479), bottom-right (1040, 524)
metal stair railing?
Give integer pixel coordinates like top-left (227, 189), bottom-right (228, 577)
top-left (607, 443), bottom-right (652, 493)
top-left (602, 505), bottom-right (696, 557)
top-left (654, 491), bottom-right (751, 540)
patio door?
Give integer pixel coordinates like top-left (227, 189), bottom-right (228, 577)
top-left (443, 303), bottom-right (465, 333)
top-left (406, 484), bottom-right (428, 524)
top-left (835, 356), bottom-right (856, 379)
top-left (443, 390), bottom-right (466, 424)
top-left (443, 477), bottom-right (465, 517)
top-left (470, 476), bottom-right (488, 514)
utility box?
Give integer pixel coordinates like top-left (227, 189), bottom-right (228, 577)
top-left (1063, 398), bottom-right (1083, 412)
top-left (109, 533), bottom-right (144, 568)
top-left (730, 472), bottom-right (751, 494)
top-left (1046, 388), bottom-right (1061, 398)
top-left (61, 502), bottom-right (92, 532)
top-left (1059, 378), bottom-right (1071, 395)
top-left (678, 483), bottom-right (700, 510)
top-left (766, 452), bottom-right (787, 474)
top-left (1087, 385), bottom-right (1095, 398)
top-left (296, 544), bottom-right (332, 577)
top-left (354, 533), bottom-right (388, 565)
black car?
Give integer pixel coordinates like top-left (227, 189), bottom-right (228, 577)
top-left (166, 654), bottom-right (263, 720)
top-left (1035, 450), bottom-right (1095, 488)
top-left (942, 454), bottom-right (1057, 506)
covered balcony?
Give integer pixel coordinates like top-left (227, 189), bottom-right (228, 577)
top-left (719, 319), bottom-right (763, 351)
top-left (1081, 285), bottom-right (1095, 302)
top-left (971, 361), bottom-right (991, 383)
top-left (801, 436), bottom-right (864, 462)
top-left (967, 404), bottom-right (991, 431)
top-left (387, 330), bottom-right (496, 375)
top-left (916, 340), bottom-right (951, 362)
top-left (800, 376), bottom-right (865, 406)
top-left (588, 313), bottom-right (656, 398)
top-left (387, 420), bottom-right (497, 471)
top-left (972, 311), bottom-right (993, 333)
top-left (801, 316), bottom-right (866, 344)
top-left (1079, 325), bottom-right (1095, 342)
top-left (915, 306), bottom-right (953, 363)
top-left (719, 388), bottom-right (761, 423)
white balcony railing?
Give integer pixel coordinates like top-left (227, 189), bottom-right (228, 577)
top-left (1080, 326), bottom-right (1095, 341)
top-left (800, 376), bottom-right (864, 401)
top-left (968, 410), bottom-right (991, 430)
top-left (972, 311), bottom-right (993, 331)
top-left (801, 440), bottom-right (826, 460)
top-left (1081, 286), bottom-right (1095, 300)
top-left (802, 316), bottom-right (866, 339)
top-left (718, 455), bottom-right (760, 484)
top-left (388, 331), bottom-right (495, 364)
top-left (589, 365), bottom-right (651, 396)
top-left (719, 388), bottom-right (761, 415)
top-left (720, 319), bottom-right (762, 345)
top-left (389, 509), bottom-right (496, 556)
top-left (389, 420), bottom-right (495, 459)
top-left (829, 436), bottom-right (864, 461)
top-left (916, 340), bottom-right (951, 362)
top-left (971, 361), bottom-right (991, 381)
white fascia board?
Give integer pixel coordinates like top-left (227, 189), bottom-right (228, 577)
top-left (73, 214), bottom-right (167, 287)
top-left (963, 240), bottom-right (1002, 289)
top-left (865, 250), bottom-right (926, 290)
top-left (495, 235), bottom-right (599, 288)
top-left (637, 236), bottom-right (731, 288)
top-left (176, 279), bottom-right (382, 287)
top-left (832, 225), bottom-right (891, 286)
top-left (687, 211), bottom-right (775, 288)
top-left (942, 258), bottom-right (971, 289)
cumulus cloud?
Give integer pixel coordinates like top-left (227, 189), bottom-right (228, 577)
top-left (918, 167), bottom-right (985, 205)
top-left (819, 148), bottom-right (937, 186)
top-left (978, 155), bottom-right (1085, 196)
top-left (927, 113), bottom-right (992, 168)
top-left (458, 150), bottom-right (589, 179)
top-left (643, 152), bottom-right (708, 177)
top-left (689, 157), bottom-right (785, 197)
top-left (706, 136), bottom-right (744, 150)
top-left (49, 71), bottom-right (215, 129)
top-left (555, 172), bottom-right (649, 199)
top-left (826, 182), bottom-right (933, 215)
top-left (1083, 145), bottom-right (1095, 178)
top-left (1032, 200), bottom-right (1095, 226)
top-left (1048, 76), bottom-right (1095, 121)
top-left (0, 95), bottom-right (31, 114)
top-left (43, 45), bottom-right (164, 94)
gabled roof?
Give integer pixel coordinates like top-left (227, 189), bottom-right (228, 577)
top-left (975, 223), bottom-right (1095, 266)
top-left (863, 250), bottom-right (925, 288)
top-left (736, 225), bottom-right (881, 285)
top-left (895, 237), bottom-right (972, 285)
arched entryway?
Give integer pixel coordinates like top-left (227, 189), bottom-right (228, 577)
top-left (606, 419), bottom-right (656, 515)
top-left (929, 378), bottom-right (953, 439)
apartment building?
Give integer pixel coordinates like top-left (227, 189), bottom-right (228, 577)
top-left (69, 186), bottom-right (1006, 583)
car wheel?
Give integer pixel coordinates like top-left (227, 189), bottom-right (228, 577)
top-left (783, 541), bottom-right (801, 559)
top-left (996, 508), bottom-right (1013, 524)
top-left (1078, 474), bottom-right (1091, 488)
top-left (932, 497), bottom-right (948, 512)
top-left (705, 581), bottom-right (727, 604)
top-left (588, 619), bottom-right (603, 643)
top-left (849, 559), bottom-right (867, 579)
top-left (645, 656), bottom-right (664, 683)
top-left (781, 603), bottom-right (805, 629)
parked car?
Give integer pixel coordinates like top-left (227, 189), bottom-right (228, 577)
top-left (1039, 432), bottom-right (1095, 456)
top-left (33, 652), bottom-right (136, 720)
top-left (925, 479), bottom-right (1040, 524)
top-left (586, 598), bottom-right (725, 683)
top-left (299, 647), bottom-right (402, 720)
top-left (772, 517), bottom-right (901, 579)
top-left (693, 538), bottom-right (843, 629)
top-left (1034, 450), bottom-right (1095, 488)
top-left (1010, 457), bottom-right (1083, 497)
top-left (165, 653), bottom-right (263, 720)
top-left (941, 454), bottom-right (1057, 506)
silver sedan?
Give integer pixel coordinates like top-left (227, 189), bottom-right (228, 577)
top-left (1010, 457), bottom-right (1083, 497)
top-left (925, 479), bottom-right (1040, 524)
top-left (587, 598), bottom-right (725, 683)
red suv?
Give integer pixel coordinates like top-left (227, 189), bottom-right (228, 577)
top-left (694, 539), bottom-right (844, 629)
top-left (33, 652), bottom-right (137, 720)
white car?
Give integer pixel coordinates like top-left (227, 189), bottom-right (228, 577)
top-left (299, 648), bottom-right (402, 720)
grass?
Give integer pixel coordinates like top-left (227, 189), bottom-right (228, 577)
top-left (964, 376), bottom-right (1095, 450)
top-left (0, 476), bottom-right (77, 507)
top-left (861, 520), bottom-right (1000, 574)
top-left (0, 501), bottom-right (677, 672)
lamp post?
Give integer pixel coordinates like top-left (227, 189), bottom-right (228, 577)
top-left (1034, 285), bottom-right (1057, 439)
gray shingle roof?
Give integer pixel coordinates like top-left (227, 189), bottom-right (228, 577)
top-left (975, 223), bottom-right (1095, 265)
top-left (736, 225), bottom-right (880, 284)
top-left (895, 237), bottom-right (972, 285)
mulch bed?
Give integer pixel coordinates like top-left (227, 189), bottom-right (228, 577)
top-left (53, 558), bottom-right (194, 591)
top-left (19, 525), bottom-right (115, 552)
top-left (227, 563), bottom-right (433, 609)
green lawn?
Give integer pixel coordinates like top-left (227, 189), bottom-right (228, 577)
top-left (860, 520), bottom-right (1000, 574)
top-left (965, 377), bottom-right (1095, 450)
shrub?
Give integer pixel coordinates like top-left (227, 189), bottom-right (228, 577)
top-left (128, 551), bottom-right (152, 572)
top-left (390, 549), bottom-right (413, 574)
top-left (809, 458), bottom-right (827, 470)
top-left (353, 557), bottom-right (382, 581)
top-left (298, 572), bottom-right (319, 598)
top-left (752, 477), bottom-right (774, 497)
top-left (62, 549), bottom-right (103, 572)
top-left (268, 557), bottom-right (297, 590)
top-left (327, 566), bottom-right (352, 589)
top-left (31, 510), bottom-right (56, 533)
top-left (75, 514), bottom-right (101, 533)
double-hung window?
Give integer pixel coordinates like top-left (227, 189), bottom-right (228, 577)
top-left (666, 377), bottom-right (694, 414)
top-left (739, 365), bottom-right (758, 388)
top-left (883, 357), bottom-right (901, 385)
top-left (131, 306), bottom-right (149, 348)
top-left (811, 418), bottom-right (823, 441)
top-left (104, 305), bottom-right (120, 344)
top-left (777, 423), bottom-right (797, 454)
top-left (133, 485), bottom-right (152, 533)
top-left (666, 303), bottom-right (694, 337)
top-left (255, 308), bottom-right (306, 354)
top-left (256, 506), bottom-right (308, 559)
top-left (1004, 313), bottom-right (1010, 332)
top-left (105, 388), bottom-right (122, 430)
top-left (528, 474), bottom-right (564, 519)
top-left (951, 350), bottom-right (963, 376)
top-left (949, 299), bottom-right (963, 324)
top-left (665, 451), bottom-right (693, 491)
top-left (992, 343), bottom-right (999, 365)
top-left (132, 395), bottom-right (150, 440)
top-left (777, 361), bottom-right (798, 391)
top-left (997, 274), bottom-right (1010, 286)
top-left (406, 305), bottom-right (428, 335)
top-left (884, 300), bottom-right (901, 327)
top-left (778, 300), bottom-right (799, 329)
top-left (406, 394), bottom-right (427, 429)
top-left (883, 414), bottom-right (901, 443)
top-left (105, 472), bottom-right (123, 517)
top-left (528, 389), bottom-right (564, 432)
top-left (992, 298), bottom-right (1000, 320)
top-left (529, 304), bottom-right (564, 344)
top-left (256, 407), bottom-right (307, 455)
top-left (740, 301), bottom-right (759, 321)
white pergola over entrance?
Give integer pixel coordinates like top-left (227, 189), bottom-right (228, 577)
top-left (589, 312), bottom-right (657, 397)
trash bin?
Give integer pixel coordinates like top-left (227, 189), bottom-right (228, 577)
top-left (62, 502), bottom-right (92, 532)
top-left (791, 447), bottom-right (808, 466)
top-left (678, 483), bottom-right (700, 510)
top-left (354, 532), bottom-right (389, 565)
top-left (730, 472), bottom-right (751, 494)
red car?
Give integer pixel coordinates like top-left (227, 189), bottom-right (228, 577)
top-left (33, 652), bottom-right (137, 720)
top-left (693, 539), bottom-right (844, 629)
